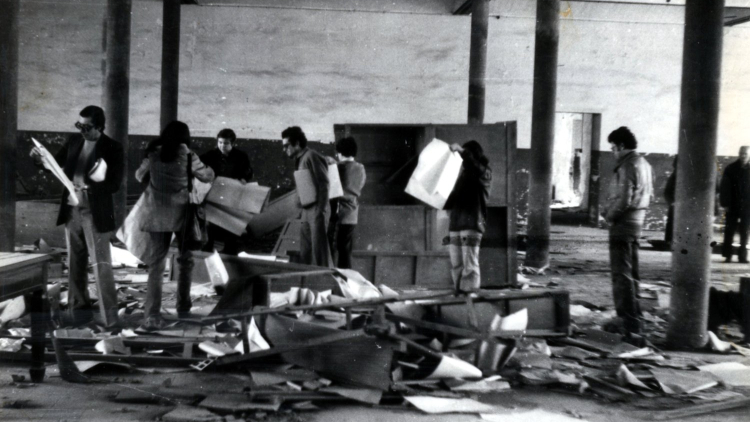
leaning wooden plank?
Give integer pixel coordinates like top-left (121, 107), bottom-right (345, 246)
top-left (264, 315), bottom-right (395, 390)
top-left (247, 190), bottom-right (300, 237)
top-left (198, 393), bottom-right (281, 412)
top-left (0, 350), bottom-right (203, 367)
top-left (206, 177), bottom-right (270, 214)
top-left (652, 396), bottom-right (750, 420)
top-left (214, 329), bottom-right (366, 366)
top-left (202, 290), bottom-right (454, 322)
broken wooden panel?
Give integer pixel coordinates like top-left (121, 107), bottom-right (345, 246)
top-left (209, 269), bottom-right (340, 317)
top-left (271, 220), bottom-right (302, 259)
top-left (433, 290), bottom-right (570, 335)
top-left (246, 190), bottom-right (299, 237)
top-left (263, 315), bottom-right (396, 390)
top-left (351, 251), bottom-right (452, 288)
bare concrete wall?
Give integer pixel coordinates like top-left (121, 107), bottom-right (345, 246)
top-left (15, 1), bottom-right (750, 156)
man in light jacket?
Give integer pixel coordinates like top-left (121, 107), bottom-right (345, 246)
top-left (602, 126), bottom-right (653, 339)
top-left (282, 126), bottom-right (332, 267)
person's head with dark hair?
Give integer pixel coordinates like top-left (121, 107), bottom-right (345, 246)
top-left (608, 126), bottom-right (638, 152)
top-left (76, 105), bottom-right (106, 142)
top-left (462, 140), bottom-right (490, 167)
top-left (216, 128), bottom-right (237, 156)
top-left (281, 126), bottom-right (307, 157)
top-left (159, 121), bottom-right (191, 163)
top-left (335, 136), bottom-right (358, 160)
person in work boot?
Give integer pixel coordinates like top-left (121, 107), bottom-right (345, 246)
top-left (282, 126), bottom-right (332, 267)
top-left (200, 128), bottom-right (252, 255)
top-left (444, 140), bottom-right (492, 294)
top-left (602, 127), bottom-right (653, 341)
top-left (30, 105), bottom-right (124, 328)
top-left (719, 146), bottom-right (750, 263)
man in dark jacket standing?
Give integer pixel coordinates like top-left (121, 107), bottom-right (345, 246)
top-left (31, 105), bottom-right (124, 327)
top-left (200, 128), bottom-right (252, 255)
top-left (719, 146), bottom-right (750, 263)
top-left (602, 127), bottom-right (653, 339)
top-left (282, 126), bottom-right (332, 267)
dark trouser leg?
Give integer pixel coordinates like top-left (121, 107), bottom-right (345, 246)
top-left (65, 208), bottom-right (94, 323)
top-left (336, 224), bottom-right (355, 269)
top-left (609, 224), bottom-right (642, 334)
top-left (631, 237), bottom-right (642, 317)
top-left (328, 199), bottom-right (339, 265)
top-left (202, 222), bottom-right (217, 252)
top-left (739, 215), bottom-right (750, 262)
top-left (176, 231), bottom-right (195, 313)
top-left (724, 211), bottom-right (739, 259)
top-left (301, 206), bottom-right (332, 267)
top-left (143, 232), bottom-right (172, 320)
top-left (299, 220), bottom-right (313, 265)
top-left (29, 288), bottom-right (46, 382)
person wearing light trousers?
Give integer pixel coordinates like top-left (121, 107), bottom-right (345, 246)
top-left (444, 141), bottom-right (492, 293)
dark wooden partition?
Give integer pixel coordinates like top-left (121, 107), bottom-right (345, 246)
top-left (334, 122), bottom-right (517, 288)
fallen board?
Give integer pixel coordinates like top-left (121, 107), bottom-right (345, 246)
top-left (263, 314), bottom-right (396, 390)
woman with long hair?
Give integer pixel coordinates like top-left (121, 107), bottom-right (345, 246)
top-left (135, 121), bottom-right (214, 329)
top-left (444, 140), bottom-right (492, 293)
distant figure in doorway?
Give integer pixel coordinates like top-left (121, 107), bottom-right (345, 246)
top-left (663, 156), bottom-right (677, 245)
top-left (200, 128), bottom-right (252, 255)
top-left (282, 126), bottom-right (332, 267)
top-left (719, 146), bottom-right (750, 263)
top-left (30, 105), bottom-right (123, 328)
top-left (135, 121), bottom-right (215, 330)
top-left (327, 137), bottom-right (366, 269)
top-left (602, 126), bottom-right (653, 340)
top-left (444, 141), bottom-right (492, 294)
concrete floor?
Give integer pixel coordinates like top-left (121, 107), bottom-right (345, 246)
top-left (2, 224), bottom-right (750, 422)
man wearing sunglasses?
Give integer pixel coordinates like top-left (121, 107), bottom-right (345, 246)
top-left (30, 105), bottom-right (124, 328)
top-left (282, 126), bottom-right (332, 267)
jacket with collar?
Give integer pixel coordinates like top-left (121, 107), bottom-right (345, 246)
top-left (605, 150), bottom-right (653, 223)
top-left (135, 144), bottom-right (215, 233)
top-left (53, 133), bottom-right (124, 233)
top-left (719, 159), bottom-right (750, 215)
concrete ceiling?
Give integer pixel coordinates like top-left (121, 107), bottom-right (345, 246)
top-left (176, 0), bottom-right (750, 25)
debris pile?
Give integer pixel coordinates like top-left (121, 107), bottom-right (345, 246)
top-left (2, 244), bottom-right (750, 420)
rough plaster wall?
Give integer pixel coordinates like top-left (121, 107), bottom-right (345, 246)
top-left (16, 0), bottom-right (750, 156)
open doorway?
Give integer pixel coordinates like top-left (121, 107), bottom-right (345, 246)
top-left (552, 112), bottom-right (597, 210)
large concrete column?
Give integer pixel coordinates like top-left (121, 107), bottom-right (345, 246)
top-left (160, 0), bottom-right (181, 130)
top-left (103, 0), bottom-right (132, 226)
top-left (0, 0), bottom-right (19, 252)
top-left (467, 0), bottom-right (490, 124)
top-left (524, 0), bottom-right (560, 268)
top-left (667, 0), bottom-right (725, 349)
